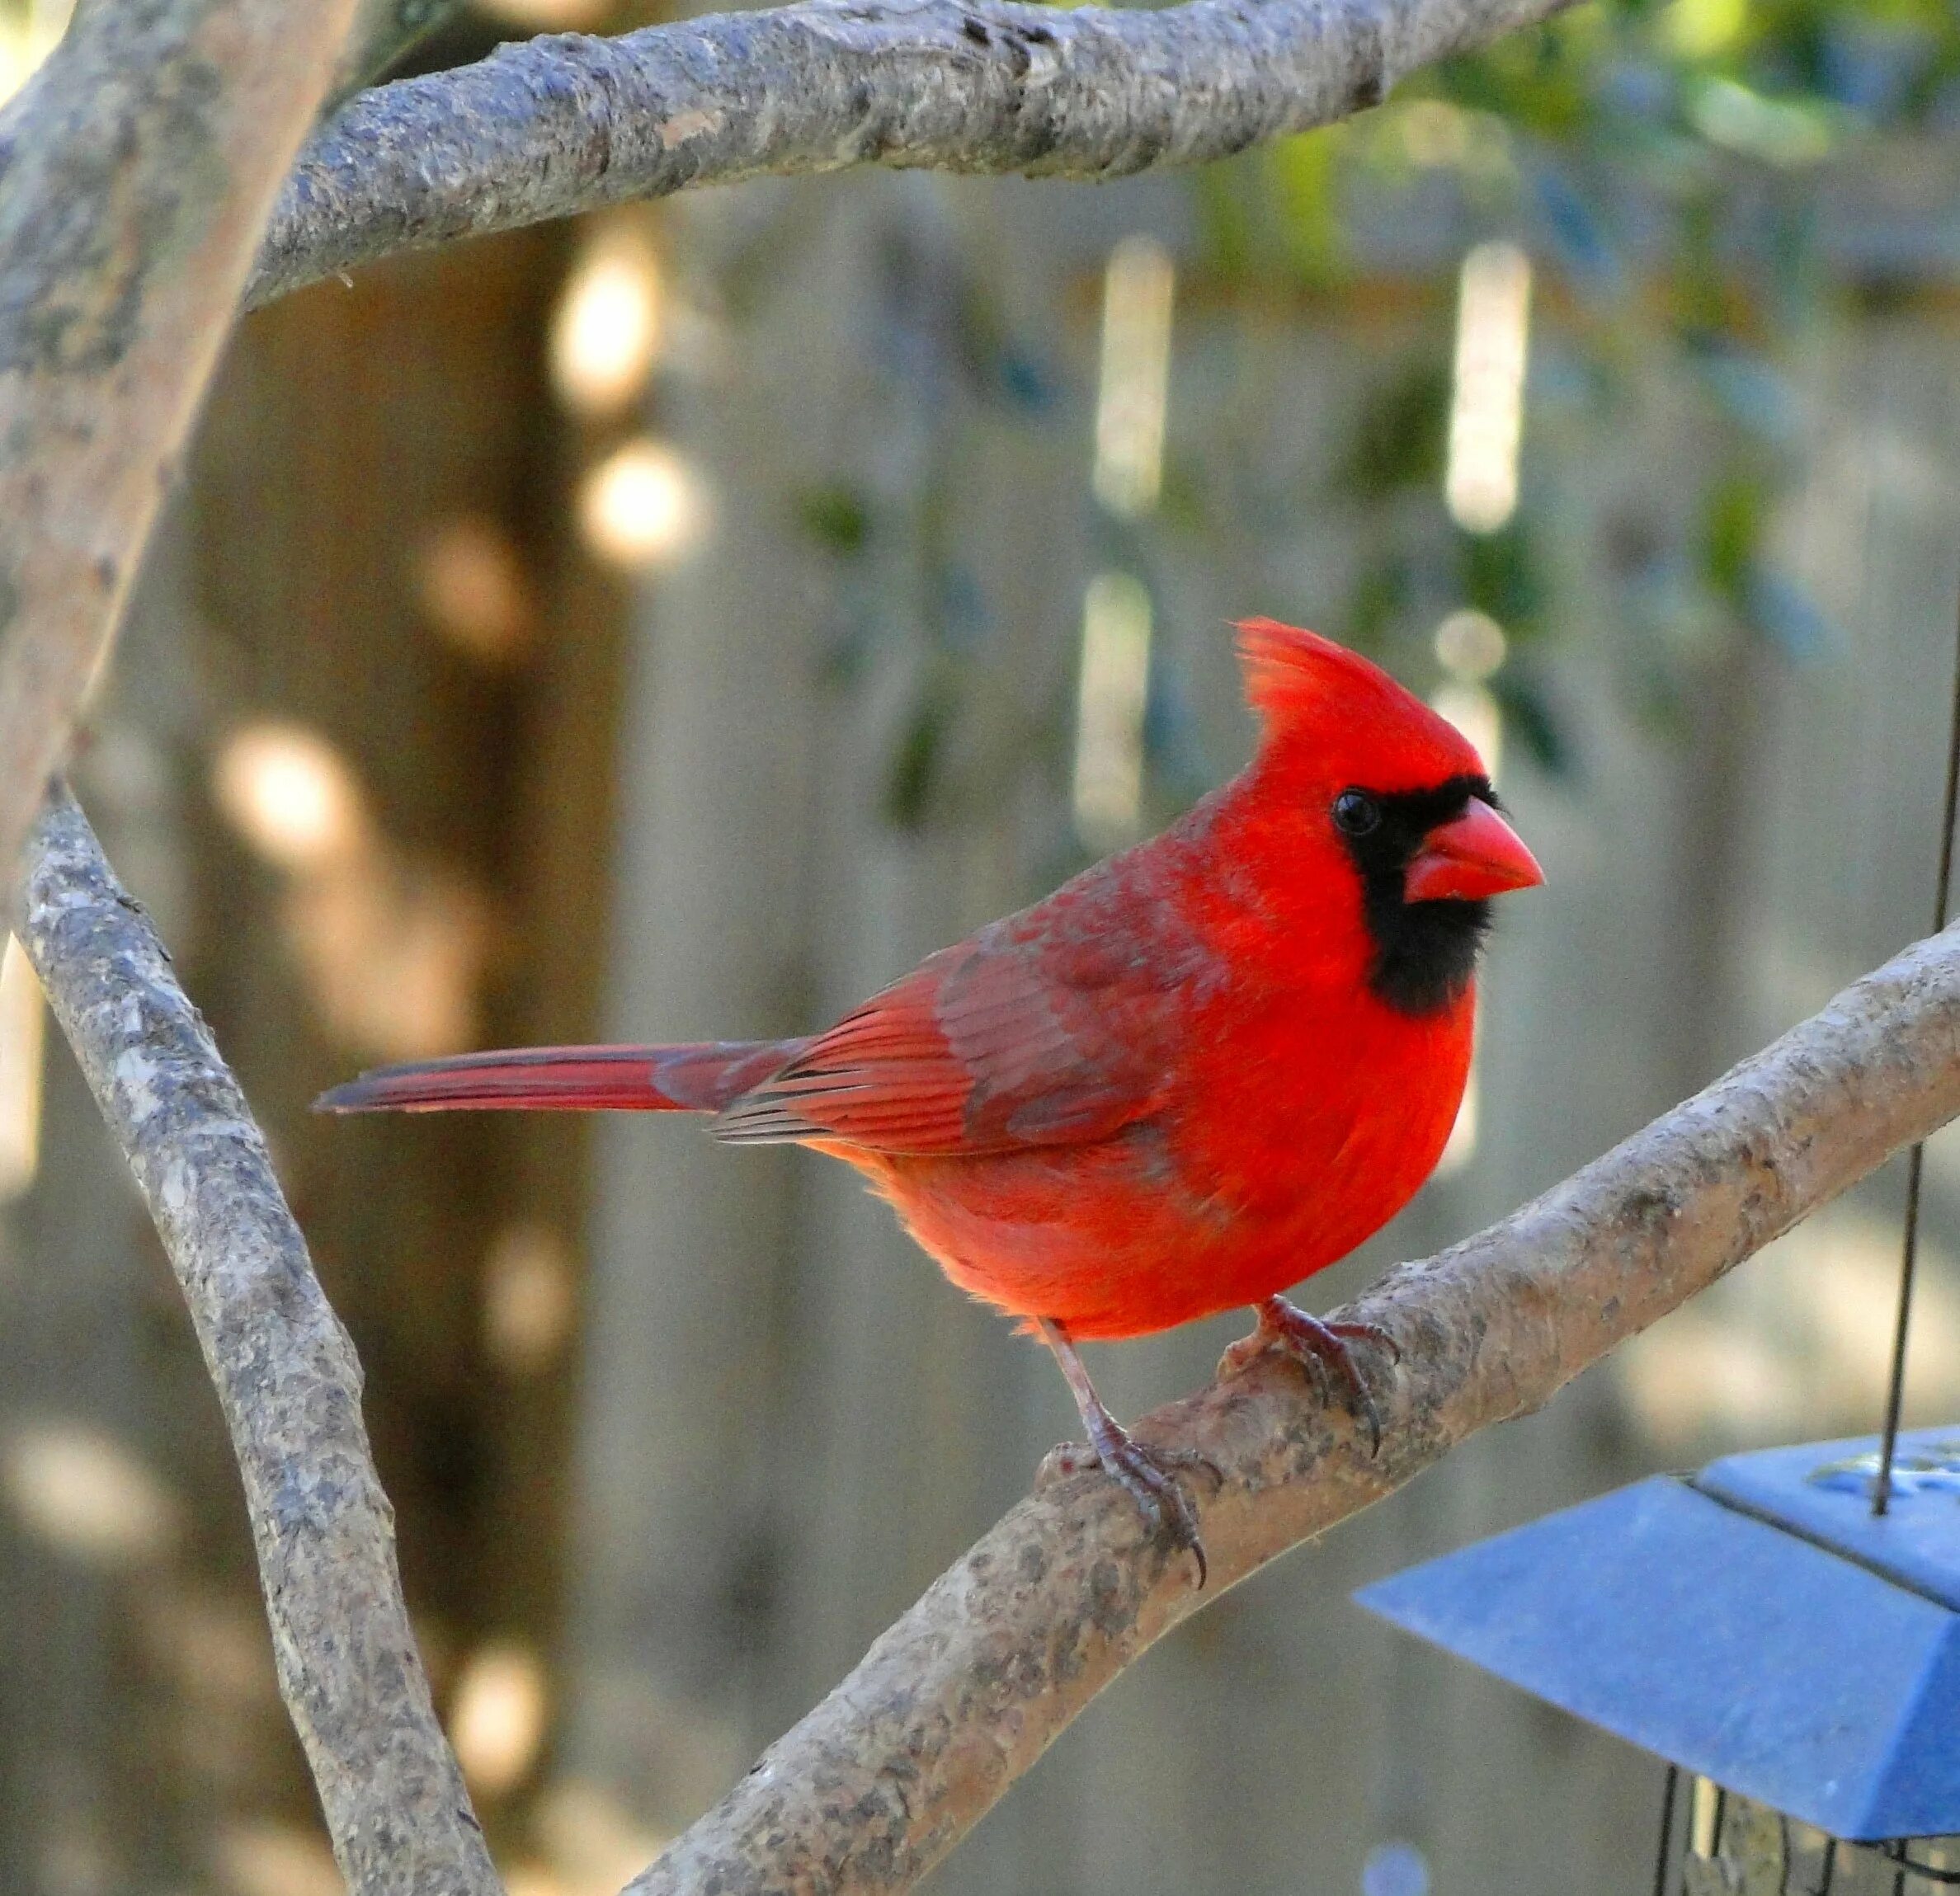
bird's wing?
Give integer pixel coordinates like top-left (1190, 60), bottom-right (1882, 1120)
top-left (713, 896), bottom-right (1206, 1155)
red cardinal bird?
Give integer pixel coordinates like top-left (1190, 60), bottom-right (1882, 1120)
top-left (318, 621), bottom-right (1542, 1578)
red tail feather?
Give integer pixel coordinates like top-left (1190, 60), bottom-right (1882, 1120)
top-left (313, 1039), bottom-right (805, 1116)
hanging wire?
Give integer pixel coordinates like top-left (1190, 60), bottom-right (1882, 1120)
top-left (1652, 1765), bottom-right (1680, 1896)
top-left (1874, 592), bottom-right (1960, 1517)
top-left (1881, 1840), bottom-right (1960, 1889)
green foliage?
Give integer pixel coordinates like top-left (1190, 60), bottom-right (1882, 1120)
top-left (1348, 557), bottom-right (1414, 649)
top-left (1699, 469), bottom-right (1762, 602)
top-left (1493, 668), bottom-right (1576, 776)
top-left (1182, 0), bottom-right (1950, 766)
top-left (1463, 520), bottom-right (1547, 637)
top-left (795, 483), bottom-right (874, 558)
top-left (1265, 132), bottom-right (1350, 287)
top-left (850, 0), bottom-right (1953, 822)
top-left (1337, 362), bottom-right (1450, 501)
top-left (883, 682), bottom-right (954, 832)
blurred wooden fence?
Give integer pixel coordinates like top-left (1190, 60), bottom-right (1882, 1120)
top-left (2, 164), bottom-right (1960, 1896)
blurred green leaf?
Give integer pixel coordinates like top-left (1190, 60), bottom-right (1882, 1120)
top-left (883, 685), bottom-right (953, 831)
top-left (1348, 556), bottom-right (1412, 646)
top-left (1462, 520), bottom-right (1548, 635)
top-left (1700, 469), bottom-right (1763, 600)
top-left (795, 484), bottom-right (874, 558)
top-left (1193, 159), bottom-right (1258, 285)
top-left (1337, 362), bottom-right (1450, 501)
top-left (1266, 129), bottom-right (1350, 286)
top-left (1493, 668), bottom-right (1576, 776)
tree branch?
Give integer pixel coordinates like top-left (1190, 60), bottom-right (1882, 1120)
top-left (0, 0), bottom-right (360, 914)
top-left (247, 0), bottom-right (1572, 309)
top-left (627, 921), bottom-right (1960, 1896)
top-left (16, 786), bottom-right (500, 1896)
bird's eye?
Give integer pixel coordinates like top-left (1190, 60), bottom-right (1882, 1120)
top-left (1332, 790), bottom-right (1382, 837)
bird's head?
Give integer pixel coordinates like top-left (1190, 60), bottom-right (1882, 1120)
top-left (1236, 618), bottom-right (1544, 1014)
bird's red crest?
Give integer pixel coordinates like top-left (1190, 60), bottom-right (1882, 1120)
top-left (1234, 617), bottom-right (1485, 788)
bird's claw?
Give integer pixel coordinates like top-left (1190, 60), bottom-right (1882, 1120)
top-left (1047, 1432), bottom-right (1219, 1587)
top-left (1218, 1300), bottom-right (1398, 1456)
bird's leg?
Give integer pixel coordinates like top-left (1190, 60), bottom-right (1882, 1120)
top-left (1037, 1318), bottom-right (1218, 1588)
top-left (1217, 1296), bottom-right (1401, 1455)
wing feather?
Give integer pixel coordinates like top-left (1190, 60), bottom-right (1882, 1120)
top-left (713, 882), bottom-right (1209, 1155)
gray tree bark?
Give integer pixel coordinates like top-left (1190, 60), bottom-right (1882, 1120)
top-left (247, 0), bottom-right (1574, 308)
top-left (16, 788), bottom-right (497, 1896)
top-left (0, 0), bottom-right (358, 960)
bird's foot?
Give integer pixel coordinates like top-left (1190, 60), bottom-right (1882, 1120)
top-left (1034, 1315), bottom-right (1220, 1585)
top-left (1045, 1426), bottom-right (1220, 1588)
top-left (1218, 1297), bottom-right (1400, 1455)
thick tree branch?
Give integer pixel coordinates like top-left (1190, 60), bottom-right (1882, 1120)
top-left (16, 787), bottom-right (500, 1896)
top-left (247, 0), bottom-right (1571, 308)
top-left (0, 0), bottom-right (359, 911)
top-left (629, 921), bottom-right (1960, 1896)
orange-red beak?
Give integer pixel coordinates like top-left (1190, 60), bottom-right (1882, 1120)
top-left (1404, 798), bottom-right (1544, 904)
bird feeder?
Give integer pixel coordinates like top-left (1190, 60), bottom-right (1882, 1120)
top-left (1357, 1426), bottom-right (1960, 1892)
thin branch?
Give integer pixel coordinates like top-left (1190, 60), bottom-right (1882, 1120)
top-left (0, 0), bottom-right (360, 909)
top-left (247, 0), bottom-right (1572, 308)
top-left (628, 921), bottom-right (1960, 1896)
top-left (16, 786), bottom-right (501, 1896)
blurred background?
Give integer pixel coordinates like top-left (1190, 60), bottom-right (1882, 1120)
top-left (4, 0), bottom-right (1960, 1889)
